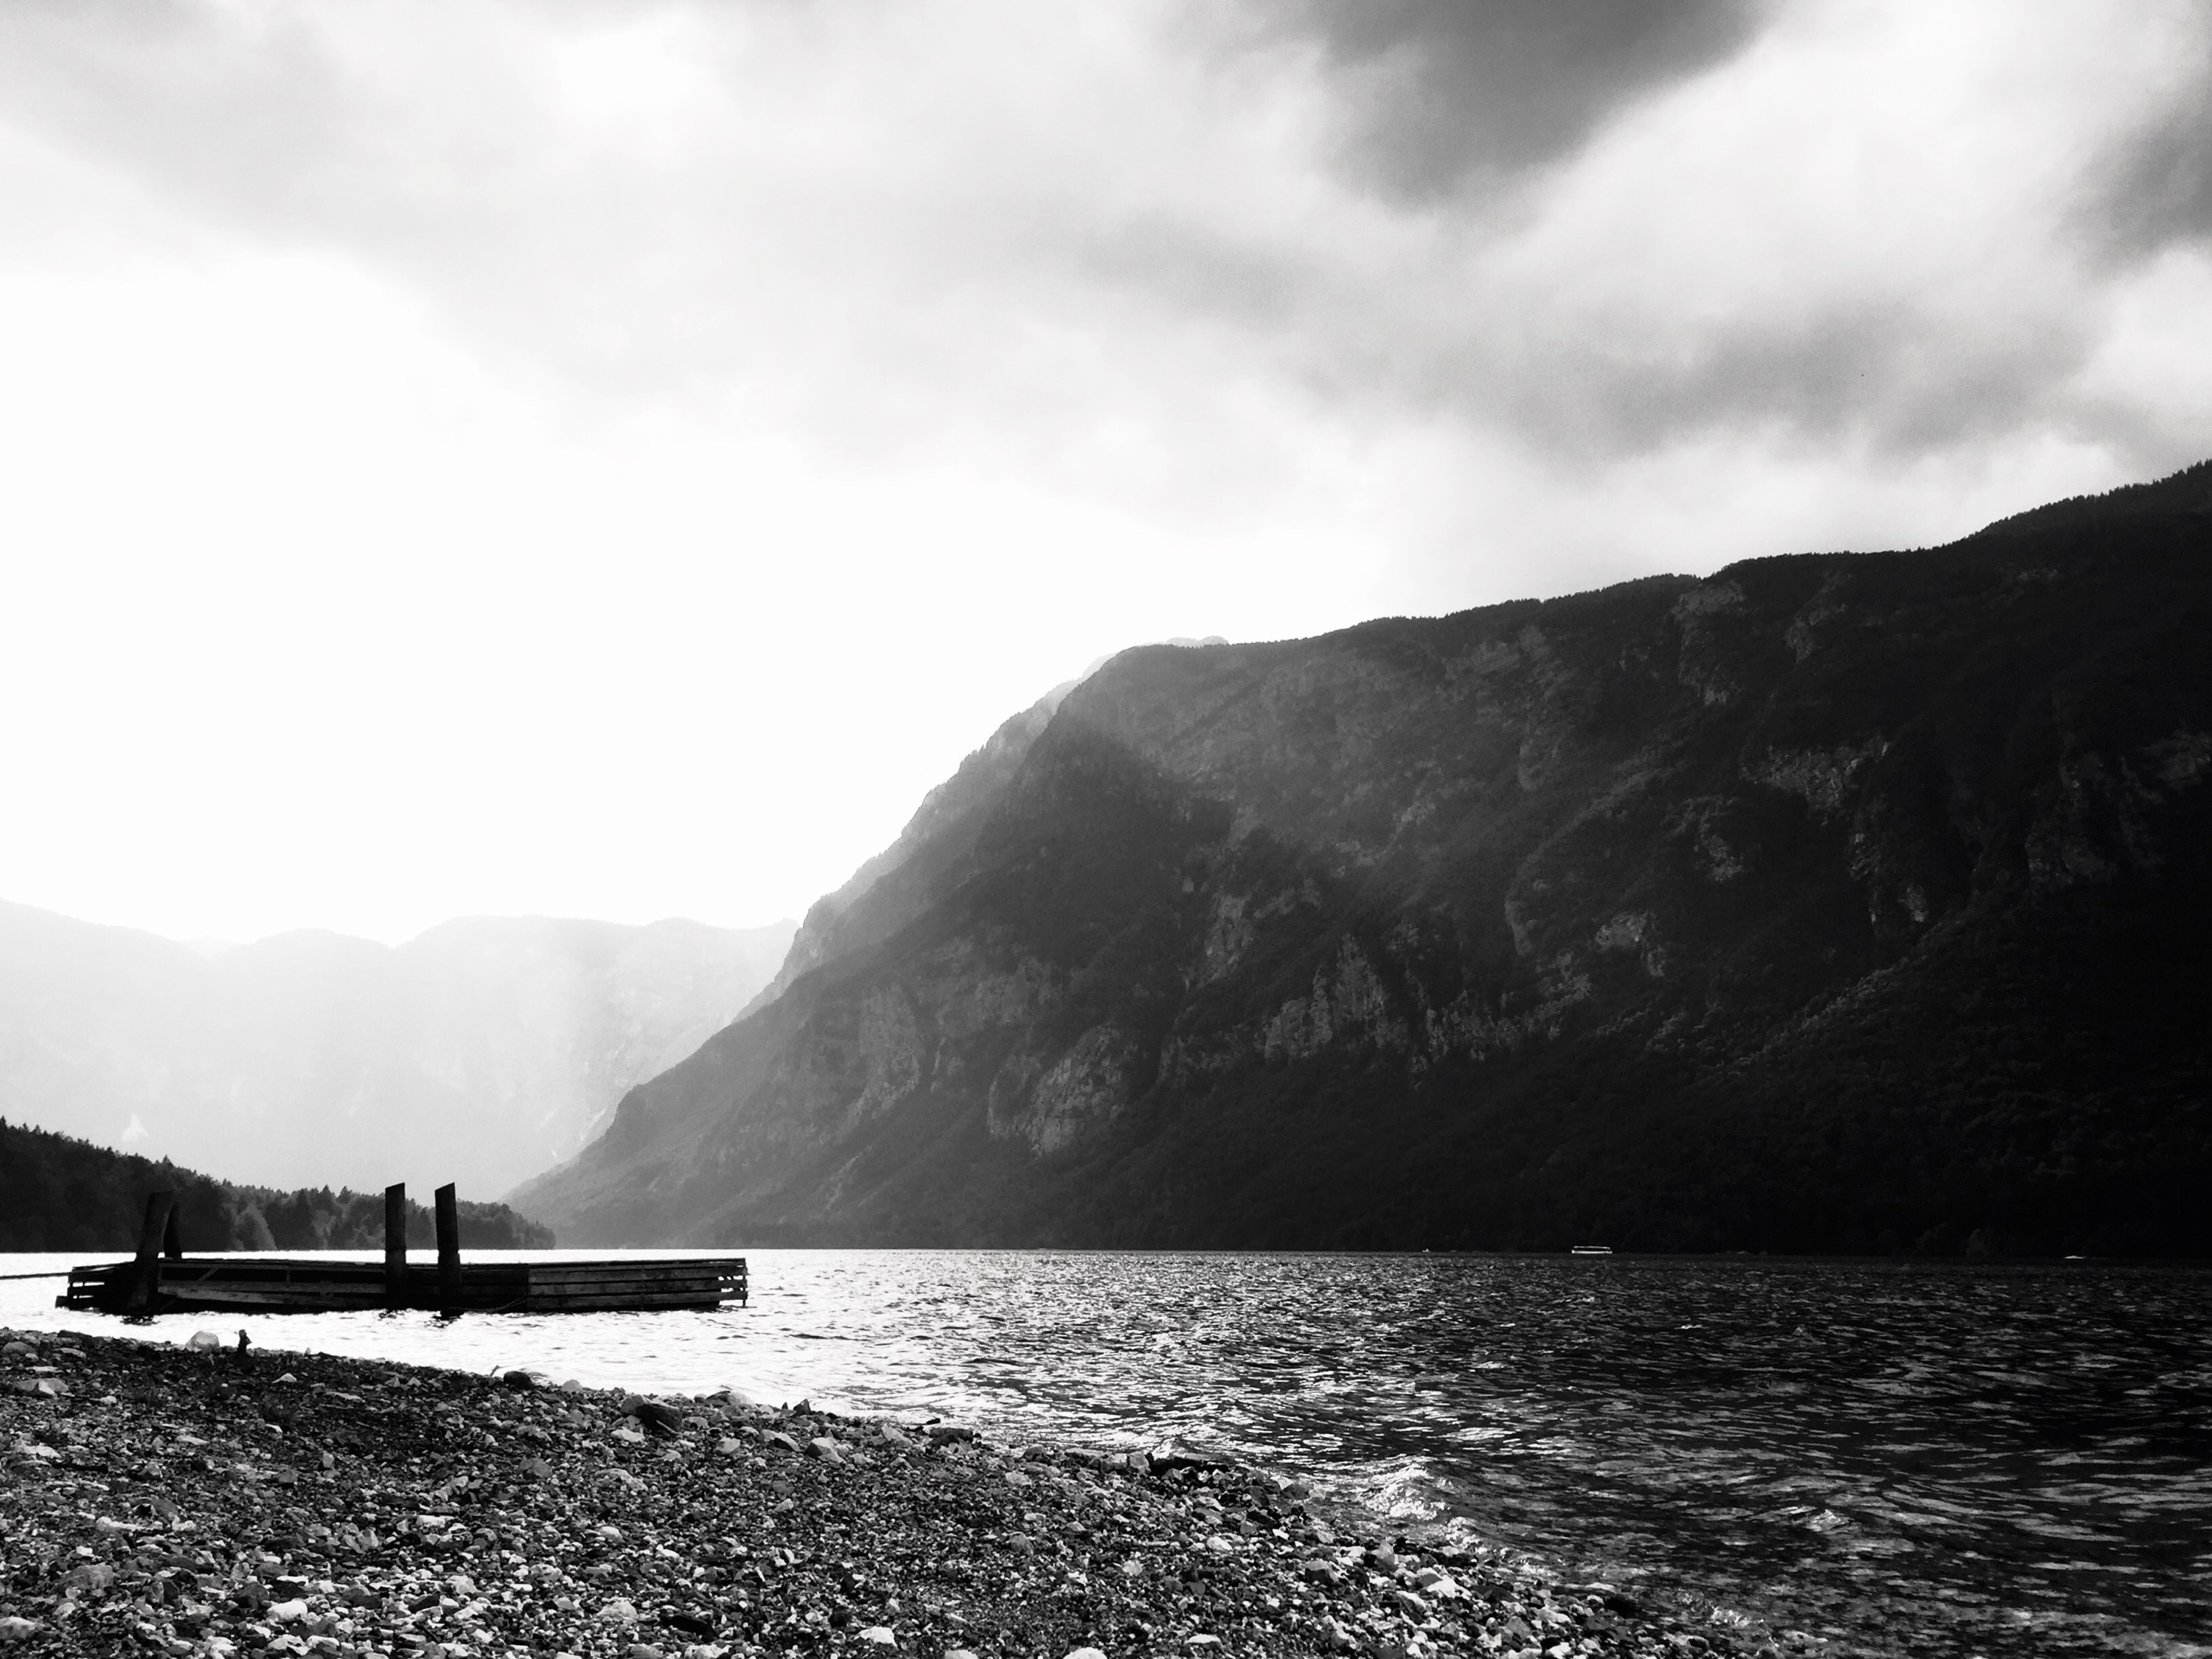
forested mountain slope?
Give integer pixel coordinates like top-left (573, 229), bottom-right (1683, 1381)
top-left (0, 1119), bottom-right (552, 1252)
top-left (515, 463), bottom-right (2212, 1253)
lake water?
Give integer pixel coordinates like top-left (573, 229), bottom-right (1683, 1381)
top-left (5, 1249), bottom-right (2207, 1659)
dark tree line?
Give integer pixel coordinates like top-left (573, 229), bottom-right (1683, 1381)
top-left (0, 1119), bottom-right (554, 1252)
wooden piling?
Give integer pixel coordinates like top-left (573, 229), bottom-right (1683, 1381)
top-left (125, 1192), bottom-right (175, 1315)
top-left (161, 1202), bottom-right (182, 1260)
top-left (384, 1183), bottom-right (408, 1310)
top-left (434, 1183), bottom-right (462, 1315)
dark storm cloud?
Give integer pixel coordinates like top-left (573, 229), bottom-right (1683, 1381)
top-left (0, 0), bottom-right (2200, 517)
top-left (1251, 0), bottom-right (1769, 201)
top-left (2086, 98), bottom-right (2212, 256)
top-left (1497, 305), bottom-right (2099, 464)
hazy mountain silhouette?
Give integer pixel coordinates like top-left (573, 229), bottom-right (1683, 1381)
top-left (0, 908), bottom-right (794, 1197)
top-left (513, 462), bottom-right (2212, 1253)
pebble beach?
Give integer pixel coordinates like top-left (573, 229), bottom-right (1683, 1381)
top-left (0, 1324), bottom-right (1728, 1659)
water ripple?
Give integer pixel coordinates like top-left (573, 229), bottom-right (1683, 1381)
top-left (6, 1250), bottom-right (2207, 1658)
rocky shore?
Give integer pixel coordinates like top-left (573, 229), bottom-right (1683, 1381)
top-left (3, 1326), bottom-right (1708, 1659)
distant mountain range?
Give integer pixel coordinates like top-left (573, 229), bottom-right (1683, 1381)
top-left (0, 908), bottom-right (793, 1197)
top-left (514, 462), bottom-right (2212, 1254)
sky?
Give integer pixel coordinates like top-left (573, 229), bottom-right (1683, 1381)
top-left (0, 0), bottom-right (2206, 947)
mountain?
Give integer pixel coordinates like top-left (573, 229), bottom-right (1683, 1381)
top-left (0, 909), bottom-right (795, 1197)
top-left (739, 684), bottom-right (1076, 1021)
top-left (514, 462), bottom-right (2212, 1254)
top-left (0, 1118), bottom-right (552, 1252)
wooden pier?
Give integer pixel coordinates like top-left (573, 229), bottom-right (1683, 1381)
top-left (58, 1187), bottom-right (746, 1317)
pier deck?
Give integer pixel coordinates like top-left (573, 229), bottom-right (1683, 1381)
top-left (58, 1253), bottom-right (748, 1315)
top-left (60, 1186), bottom-right (745, 1316)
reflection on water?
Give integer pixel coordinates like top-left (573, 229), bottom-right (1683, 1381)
top-left (7, 1250), bottom-right (2207, 1658)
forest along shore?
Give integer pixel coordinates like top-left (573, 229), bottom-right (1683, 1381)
top-left (2, 1329), bottom-right (1711, 1659)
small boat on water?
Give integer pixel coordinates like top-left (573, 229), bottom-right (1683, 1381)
top-left (1570, 1245), bottom-right (1614, 1256)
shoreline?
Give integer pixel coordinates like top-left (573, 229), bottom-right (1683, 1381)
top-left (3, 1324), bottom-right (1727, 1659)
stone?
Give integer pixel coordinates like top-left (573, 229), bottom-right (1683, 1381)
top-left (807, 1436), bottom-right (846, 1464)
top-left (857, 1629), bottom-right (897, 1646)
top-left (187, 1332), bottom-right (223, 1353)
top-left (0, 1618), bottom-right (35, 1643)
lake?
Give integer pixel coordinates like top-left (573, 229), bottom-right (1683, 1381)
top-left (5, 1249), bottom-right (2207, 1658)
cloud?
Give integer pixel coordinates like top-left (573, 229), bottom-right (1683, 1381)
top-left (1239, 0), bottom-right (1767, 201)
top-left (0, 0), bottom-right (2205, 945)
top-left (2074, 9), bottom-right (2212, 257)
top-left (0, 0), bottom-right (2201, 490)
top-left (1189, 1), bottom-right (2212, 470)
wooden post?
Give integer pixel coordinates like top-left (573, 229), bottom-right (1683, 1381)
top-left (434, 1183), bottom-right (462, 1315)
top-left (125, 1192), bottom-right (175, 1315)
top-left (384, 1183), bottom-right (408, 1310)
top-left (161, 1202), bottom-right (182, 1260)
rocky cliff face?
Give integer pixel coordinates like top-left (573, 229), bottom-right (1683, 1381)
top-left (0, 909), bottom-right (795, 1196)
top-left (515, 462), bottom-right (2212, 1253)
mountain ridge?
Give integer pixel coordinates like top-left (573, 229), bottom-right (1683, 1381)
top-left (515, 466), bottom-right (2212, 1253)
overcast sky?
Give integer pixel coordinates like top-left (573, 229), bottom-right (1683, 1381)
top-left (0, 0), bottom-right (2206, 947)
